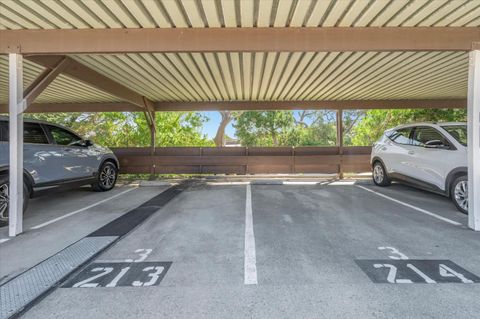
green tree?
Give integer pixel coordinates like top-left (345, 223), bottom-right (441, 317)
top-left (350, 109), bottom-right (467, 146)
top-left (294, 110), bottom-right (337, 146)
top-left (234, 110), bottom-right (340, 147)
top-left (234, 111), bottom-right (298, 146)
top-left (342, 110), bottom-right (365, 146)
top-left (29, 112), bottom-right (213, 147)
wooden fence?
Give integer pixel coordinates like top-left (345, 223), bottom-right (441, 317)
top-left (112, 146), bottom-right (372, 175)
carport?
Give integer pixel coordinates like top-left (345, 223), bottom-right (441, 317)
top-left (0, 0), bottom-right (479, 238)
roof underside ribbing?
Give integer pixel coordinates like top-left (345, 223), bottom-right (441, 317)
top-left (0, 0), bottom-right (478, 110)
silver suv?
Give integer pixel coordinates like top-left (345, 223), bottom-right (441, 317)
top-left (0, 116), bottom-right (119, 227)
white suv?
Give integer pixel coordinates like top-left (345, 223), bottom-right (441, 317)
top-left (371, 122), bottom-right (468, 214)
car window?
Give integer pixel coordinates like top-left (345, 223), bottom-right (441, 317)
top-left (387, 128), bottom-right (411, 145)
top-left (0, 121), bottom-right (49, 144)
top-left (0, 121), bottom-right (7, 142)
top-left (25, 123), bottom-right (49, 144)
top-left (48, 126), bottom-right (82, 146)
top-left (441, 125), bottom-right (467, 146)
top-left (411, 126), bottom-right (449, 147)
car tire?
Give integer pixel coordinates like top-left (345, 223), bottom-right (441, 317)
top-left (451, 175), bottom-right (468, 215)
top-left (92, 161), bottom-right (118, 192)
top-left (0, 175), bottom-right (30, 228)
top-left (372, 161), bottom-right (391, 186)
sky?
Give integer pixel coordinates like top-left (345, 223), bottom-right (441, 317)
top-left (200, 111), bottom-right (236, 139)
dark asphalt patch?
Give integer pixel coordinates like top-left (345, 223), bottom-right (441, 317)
top-left (62, 262), bottom-right (172, 288)
top-left (88, 186), bottom-right (183, 237)
top-left (355, 260), bottom-right (480, 284)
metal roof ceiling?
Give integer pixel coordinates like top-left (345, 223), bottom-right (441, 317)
top-left (1, 0), bottom-right (479, 29)
top-left (0, 55), bottom-right (121, 104)
top-left (0, 0), bottom-right (478, 108)
top-left (73, 51), bottom-right (468, 101)
top-left (0, 50), bottom-right (468, 104)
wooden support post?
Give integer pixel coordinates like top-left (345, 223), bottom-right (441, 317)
top-left (468, 50), bottom-right (480, 231)
top-left (337, 110), bottom-right (344, 179)
top-left (8, 54), bottom-right (24, 237)
top-left (8, 55), bottom-right (66, 236)
top-left (149, 112), bottom-right (156, 180)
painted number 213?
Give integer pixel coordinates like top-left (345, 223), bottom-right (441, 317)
top-left (72, 264), bottom-right (166, 288)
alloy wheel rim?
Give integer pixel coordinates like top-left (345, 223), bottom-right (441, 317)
top-left (0, 183), bottom-right (9, 221)
top-left (100, 165), bottom-right (116, 188)
top-left (454, 181), bottom-right (468, 211)
top-left (373, 165), bottom-right (384, 183)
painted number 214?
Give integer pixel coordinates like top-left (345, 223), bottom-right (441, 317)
top-left (374, 263), bottom-right (474, 284)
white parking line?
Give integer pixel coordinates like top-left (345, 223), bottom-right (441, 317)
top-left (244, 183), bottom-right (258, 285)
top-left (0, 238), bottom-right (10, 244)
top-left (30, 187), bottom-right (137, 230)
top-left (356, 185), bottom-right (461, 226)
top-left (282, 181), bottom-right (319, 185)
top-left (207, 182), bottom-right (251, 186)
top-left (328, 181), bottom-right (356, 186)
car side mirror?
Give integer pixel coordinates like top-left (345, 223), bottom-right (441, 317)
top-left (75, 139), bottom-right (93, 147)
top-left (425, 140), bottom-right (448, 149)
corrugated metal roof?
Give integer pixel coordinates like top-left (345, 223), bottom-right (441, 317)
top-left (70, 51), bottom-right (467, 102)
top-left (0, 55), bottom-right (121, 104)
top-left (0, 50), bottom-right (469, 104)
top-left (0, 0), bottom-right (479, 30)
top-left (0, 1), bottom-right (475, 106)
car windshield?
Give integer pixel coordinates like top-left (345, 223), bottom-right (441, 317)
top-left (441, 125), bottom-right (467, 146)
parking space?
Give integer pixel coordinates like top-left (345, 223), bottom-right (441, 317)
top-left (14, 179), bottom-right (480, 319)
top-left (2, 2), bottom-right (480, 318)
top-left (0, 183), bottom-right (170, 283)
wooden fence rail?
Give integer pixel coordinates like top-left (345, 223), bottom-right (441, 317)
top-left (112, 146), bottom-right (372, 175)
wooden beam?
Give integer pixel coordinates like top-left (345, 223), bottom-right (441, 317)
top-left (25, 56), bottom-right (155, 113)
top-left (0, 99), bottom-right (467, 113)
top-left (336, 110), bottom-right (344, 179)
top-left (1, 27), bottom-right (478, 54)
top-left (149, 112), bottom-right (156, 179)
top-left (142, 97), bottom-right (156, 132)
top-left (0, 102), bottom-right (140, 113)
top-left (154, 99), bottom-right (468, 111)
top-left (23, 57), bottom-right (70, 108)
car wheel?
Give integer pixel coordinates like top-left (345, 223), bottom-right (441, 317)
top-left (451, 176), bottom-right (468, 214)
top-left (372, 161), bottom-right (391, 186)
top-left (92, 162), bottom-right (118, 192)
top-left (0, 175), bottom-right (30, 228)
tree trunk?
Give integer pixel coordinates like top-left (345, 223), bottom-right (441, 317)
top-left (214, 111), bottom-right (233, 147)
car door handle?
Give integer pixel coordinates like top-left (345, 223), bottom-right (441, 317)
top-left (408, 150), bottom-right (415, 155)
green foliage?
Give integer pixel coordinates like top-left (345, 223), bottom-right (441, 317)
top-left (234, 111), bottom-right (298, 146)
top-left (294, 111), bottom-right (338, 146)
top-left (22, 108), bottom-right (467, 149)
top-left (233, 110), bottom-right (340, 147)
top-left (350, 109), bottom-right (467, 146)
top-left (233, 109), bottom-right (465, 147)
top-left (28, 112), bottom-right (213, 147)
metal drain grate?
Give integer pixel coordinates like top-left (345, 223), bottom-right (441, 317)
top-left (0, 236), bottom-right (117, 319)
